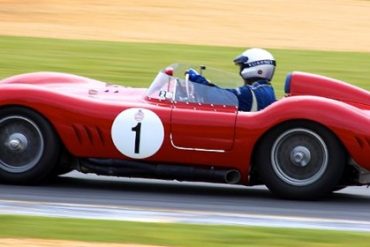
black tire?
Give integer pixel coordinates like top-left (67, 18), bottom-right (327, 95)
top-left (256, 121), bottom-right (346, 200)
top-left (53, 148), bottom-right (75, 176)
top-left (0, 107), bottom-right (61, 184)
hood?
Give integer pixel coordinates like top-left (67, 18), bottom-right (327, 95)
top-left (0, 72), bottom-right (146, 102)
top-left (0, 72), bottom-right (93, 85)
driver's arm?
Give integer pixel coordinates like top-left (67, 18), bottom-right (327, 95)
top-left (186, 68), bottom-right (210, 85)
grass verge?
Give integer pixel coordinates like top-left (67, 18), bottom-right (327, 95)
top-left (0, 215), bottom-right (370, 247)
top-left (0, 35), bottom-right (369, 97)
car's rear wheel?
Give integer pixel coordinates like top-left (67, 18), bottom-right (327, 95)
top-left (256, 121), bottom-right (346, 200)
top-left (0, 107), bottom-right (60, 184)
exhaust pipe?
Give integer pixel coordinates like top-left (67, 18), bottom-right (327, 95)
top-left (78, 158), bottom-right (241, 184)
top-left (224, 170), bottom-right (241, 184)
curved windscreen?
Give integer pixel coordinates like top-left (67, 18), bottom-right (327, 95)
top-left (147, 64), bottom-right (239, 107)
top-left (169, 63), bottom-right (242, 88)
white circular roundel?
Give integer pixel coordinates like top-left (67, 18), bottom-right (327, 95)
top-left (111, 108), bottom-right (164, 159)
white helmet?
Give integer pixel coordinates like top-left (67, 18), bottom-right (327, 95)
top-left (233, 48), bottom-right (276, 82)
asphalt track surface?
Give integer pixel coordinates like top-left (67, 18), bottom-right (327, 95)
top-left (0, 171), bottom-right (370, 230)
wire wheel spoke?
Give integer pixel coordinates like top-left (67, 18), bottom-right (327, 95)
top-left (271, 128), bottom-right (328, 186)
top-left (0, 116), bottom-right (44, 173)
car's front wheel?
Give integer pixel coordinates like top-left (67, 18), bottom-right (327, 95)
top-left (256, 121), bottom-right (346, 200)
top-left (0, 107), bottom-right (60, 184)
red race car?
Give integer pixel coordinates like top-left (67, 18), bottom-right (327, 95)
top-left (0, 64), bottom-right (369, 199)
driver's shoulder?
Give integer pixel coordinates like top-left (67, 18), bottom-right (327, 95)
top-left (251, 80), bottom-right (272, 88)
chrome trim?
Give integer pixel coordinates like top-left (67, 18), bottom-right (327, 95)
top-left (290, 146), bottom-right (311, 167)
top-left (170, 133), bottom-right (225, 153)
top-left (7, 133), bottom-right (28, 151)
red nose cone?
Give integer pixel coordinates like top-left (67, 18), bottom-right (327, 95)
top-left (164, 67), bottom-right (174, 76)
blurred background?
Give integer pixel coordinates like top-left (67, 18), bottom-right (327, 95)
top-left (1, 0), bottom-right (370, 51)
top-left (0, 0), bottom-right (370, 97)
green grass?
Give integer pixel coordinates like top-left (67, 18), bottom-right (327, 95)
top-left (0, 215), bottom-right (370, 247)
top-left (0, 35), bottom-right (369, 97)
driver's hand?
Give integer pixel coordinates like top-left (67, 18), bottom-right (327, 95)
top-left (185, 68), bottom-right (209, 85)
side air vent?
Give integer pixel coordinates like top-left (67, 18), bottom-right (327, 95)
top-left (355, 136), bottom-right (365, 149)
top-left (354, 136), bottom-right (370, 149)
top-left (72, 124), bottom-right (106, 146)
top-left (366, 137), bottom-right (370, 147)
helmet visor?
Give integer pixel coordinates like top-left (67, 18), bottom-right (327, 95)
top-left (233, 55), bottom-right (248, 65)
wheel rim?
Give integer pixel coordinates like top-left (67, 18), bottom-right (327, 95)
top-left (271, 128), bottom-right (328, 186)
top-left (0, 116), bottom-right (44, 173)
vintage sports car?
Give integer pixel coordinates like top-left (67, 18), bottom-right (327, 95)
top-left (0, 64), bottom-right (369, 199)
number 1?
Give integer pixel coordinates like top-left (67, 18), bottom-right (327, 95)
top-left (131, 122), bottom-right (142, 153)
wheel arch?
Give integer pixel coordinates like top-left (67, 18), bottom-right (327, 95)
top-left (0, 104), bottom-right (63, 143)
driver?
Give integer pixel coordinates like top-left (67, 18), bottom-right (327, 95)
top-left (187, 48), bottom-right (277, 111)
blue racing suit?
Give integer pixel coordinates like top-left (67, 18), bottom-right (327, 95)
top-left (187, 69), bottom-right (276, 111)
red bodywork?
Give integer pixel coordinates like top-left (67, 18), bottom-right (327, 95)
top-left (0, 71), bottom-right (369, 184)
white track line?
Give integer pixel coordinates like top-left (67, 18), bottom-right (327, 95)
top-left (1, 199), bottom-right (370, 232)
